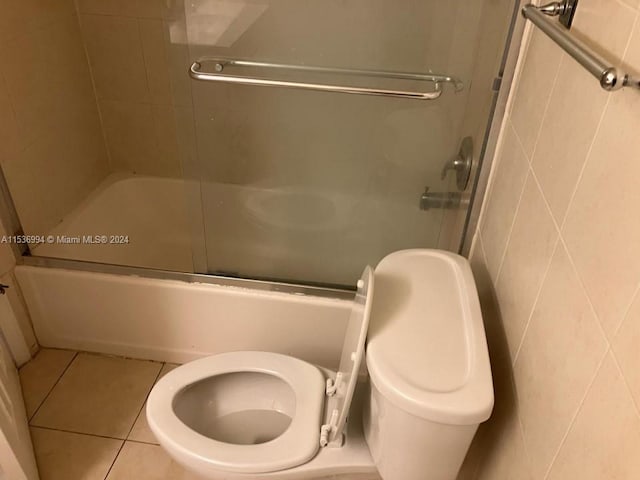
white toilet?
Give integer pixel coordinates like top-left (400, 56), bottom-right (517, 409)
top-left (146, 250), bottom-right (494, 480)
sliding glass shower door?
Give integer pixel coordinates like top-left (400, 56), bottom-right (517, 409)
top-left (173, 0), bottom-right (512, 286)
top-left (0, 0), bottom-right (513, 282)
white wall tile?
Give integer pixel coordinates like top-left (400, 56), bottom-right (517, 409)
top-left (530, 57), bottom-right (609, 225)
top-left (612, 291), bottom-right (640, 407)
top-left (81, 14), bottom-right (150, 103)
top-left (562, 84), bottom-right (640, 337)
top-left (509, 29), bottom-right (563, 157)
top-left (479, 123), bottom-right (529, 282)
top-left (514, 243), bottom-right (607, 478)
top-left (547, 353), bottom-right (640, 479)
top-left (471, 1), bottom-right (640, 477)
top-left (494, 176), bottom-right (559, 360)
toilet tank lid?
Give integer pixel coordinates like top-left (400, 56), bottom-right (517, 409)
top-left (366, 250), bottom-right (494, 426)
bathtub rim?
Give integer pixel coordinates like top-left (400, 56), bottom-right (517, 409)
top-left (20, 255), bottom-right (354, 300)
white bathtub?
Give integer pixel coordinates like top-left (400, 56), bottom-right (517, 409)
top-left (31, 172), bottom-right (444, 285)
top-left (15, 265), bottom-right (352, 369)
top-left (31, 174), bottom-right (194, 273)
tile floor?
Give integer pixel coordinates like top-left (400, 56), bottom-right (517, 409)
top-left (19, 348), bottom-right (202, 480)
top-left (19, 348), bottom-right (380, 480)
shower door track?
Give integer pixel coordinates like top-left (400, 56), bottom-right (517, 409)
top-left (19, 255), bottom-right (354, 300)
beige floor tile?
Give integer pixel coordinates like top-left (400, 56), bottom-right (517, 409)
top-left (19, 349), bottom-right (76, 418)
top-left (32, 352), bottom-right (162, 438)
top-left (31, 427), bottom-right (122, 480)
top-left (129, 363), bottom-right (178, 444)
top-left (106, 441), bottom-right (205, 480)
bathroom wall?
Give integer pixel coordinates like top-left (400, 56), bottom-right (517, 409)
top-left (462, 0), bottom-right (640, 478)
top-left (76, 0), bottom-right (182, 177)
top-left (0, 1), bottom-right (110, 236)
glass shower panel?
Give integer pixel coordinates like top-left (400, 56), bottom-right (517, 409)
top-left (180, 0), bottom-right (487, 286)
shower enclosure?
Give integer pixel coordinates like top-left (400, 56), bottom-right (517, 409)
top-left (0, 0), bottom-right (516, 289)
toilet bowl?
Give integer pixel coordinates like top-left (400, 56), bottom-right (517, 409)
top-left (147, 250), bottom-right (494, 480)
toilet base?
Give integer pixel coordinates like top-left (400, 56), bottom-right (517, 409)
top-left (157, 383), bottom-right (377, 480)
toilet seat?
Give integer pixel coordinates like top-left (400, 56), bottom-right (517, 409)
top-left (147, 351), bottom-right (326, 474)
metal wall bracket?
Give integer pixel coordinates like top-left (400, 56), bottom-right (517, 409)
top-left (539, 0), bottom-right (578, 29)
top-left (559, 0), bottom-right (578, 28)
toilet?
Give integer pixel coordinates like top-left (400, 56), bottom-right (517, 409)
top-left (146, 250), bottom-right (494, 480)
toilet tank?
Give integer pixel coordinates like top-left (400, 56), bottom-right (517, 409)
top-left (363, 250), bottom-right (493, 480)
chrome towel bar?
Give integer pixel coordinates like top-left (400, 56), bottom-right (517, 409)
top-left (522, 3), bottom-right (639, 91)
top-left (189, 58), bottom-right (464, 100)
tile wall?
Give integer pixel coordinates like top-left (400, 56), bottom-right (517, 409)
top-left (0, 0), bottom-right (110, 236)
top-left (461, 0), bottom-right (640, 478)
top-left (0, 1), bottom-right (184, 244)
top-left (77, 0), bottom-right (182, 177)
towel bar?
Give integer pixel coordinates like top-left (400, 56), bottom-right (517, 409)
top-left (189, 59), bottom-right (464, 101)
top-left (522, 3), bottom-right (639, 91)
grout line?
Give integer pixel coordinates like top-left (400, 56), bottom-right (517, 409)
top-left (541, 348), bottom-right (609, 479)
top-left (137, 17), bottom-right (155, 106)
top-left (30, 424), bottom-right (126, 443)
top-left (528, 167), bottom-right (561, 236)
top-left (28, 350), bottom-right (78, 423)
top-left (515, 406), bottom-right (536, 476)
top-left (511, 235), bottom-right (560, 365)
top-left (559, 7), bottom-right (638, 231)
top-left (103, 361), bottom-right (166, 479)
top-left (126, 438), bottom-right (160, 446)
top-left (557, 231), bottom-right (612, 345)
top-left (72, 4), bottom-right (114, 172)
top-left (611, 284), bottom-right (640, 339)
top-left (525, 51), bottom-right (566, 168)
top-left (493, 124), bottom-right (530, 284)
top-left (557, 92), bottom-right (613, 232)
top-left (126, 361), bottom-right (165, 441)
top-left (103, 437), bottom-right (126, 480)
top-left (609, 344), bottom-right (640, 420)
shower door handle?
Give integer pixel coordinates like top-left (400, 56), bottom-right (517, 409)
top-left (189, 61), bottom-right (452, 100)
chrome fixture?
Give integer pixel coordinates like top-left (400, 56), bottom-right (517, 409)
top-left (537, 0), bottom-right (577, 28)
top-left (420, 188), bottom-right (462, 211)
top-left (522, 3), bottom-right (640, 91)
top-left (189, 58), bottom-right (464, 101)
top-left (441, 136), bottom-right (473, 191)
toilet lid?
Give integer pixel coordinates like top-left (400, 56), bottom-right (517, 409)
top-left (324, 266), bottom-right (374, 445)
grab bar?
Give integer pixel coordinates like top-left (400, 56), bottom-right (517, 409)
top-left (189, 59), bottom-right (464, 100)
top-left (522, 3), bottom-right (640, 91)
